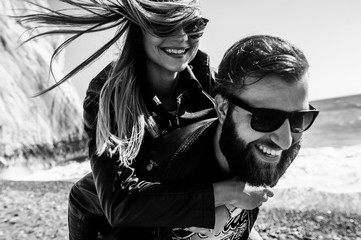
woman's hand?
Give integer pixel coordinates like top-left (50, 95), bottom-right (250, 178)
top-left (242, 183), bottom-right (274, 208)
top-left (213, 178), bottom-right (274, 210)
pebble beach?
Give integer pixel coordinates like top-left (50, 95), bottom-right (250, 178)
top-left (1, 145), bottom-right (361, 239)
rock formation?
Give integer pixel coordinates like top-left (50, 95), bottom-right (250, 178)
top-left (0, 0), bottom-right (86, 170)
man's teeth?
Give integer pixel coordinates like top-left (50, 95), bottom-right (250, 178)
top-left (164, 48), bottom-right (186, 54)
top-left (257, 145), bottom-right (282, 157)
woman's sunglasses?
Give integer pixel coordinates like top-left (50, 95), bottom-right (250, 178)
top-left (152, 17), bottom-right (209, 39)
top-left (182, 17), bottom-right (209, 39)
top-left (227, 95), bottom-right (319, 133)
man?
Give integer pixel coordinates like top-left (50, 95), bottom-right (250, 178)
top-left (100, 34), bottom-right (319, 240)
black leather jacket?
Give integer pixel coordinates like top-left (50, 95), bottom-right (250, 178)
top-left (73, 50), bottom-right (220, 234)
top-left (101, 119), bottom-right (259, 240)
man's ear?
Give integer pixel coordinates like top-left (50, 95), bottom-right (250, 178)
top-left (214, 94), bottom-right (229, 124)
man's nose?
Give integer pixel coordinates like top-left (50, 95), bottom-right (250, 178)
top-left (270, 119), bottom-right (293, 150)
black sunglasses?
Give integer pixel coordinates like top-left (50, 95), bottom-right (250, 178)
top-left (227, 95), bottom-right (319, 133)
top-left (182, 17), bottom-right (209, 39)
top-left (153, 17), bottom-right (209, 39)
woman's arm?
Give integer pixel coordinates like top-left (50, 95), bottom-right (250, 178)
top-left (84, 90), bottom-right (215, 228)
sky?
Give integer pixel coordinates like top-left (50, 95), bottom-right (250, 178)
top-left (50, 0), bottom-right (361, 101)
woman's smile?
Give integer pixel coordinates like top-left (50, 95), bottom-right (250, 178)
top-left (161, 47), bottom-right (188, 56)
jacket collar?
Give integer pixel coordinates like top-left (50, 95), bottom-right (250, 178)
top-left (141, 64), bottom-right (203, 111)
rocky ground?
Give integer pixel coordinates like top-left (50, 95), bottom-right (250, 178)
top-left (0, 181), bottom-right (71, 240)
top-left (256, 208), bottom-right (361, 240)
top-left (0, 180), bottom-right (360, 240)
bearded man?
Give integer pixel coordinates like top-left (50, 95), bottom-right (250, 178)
top-left (160, 34), bottom-right (319, 240)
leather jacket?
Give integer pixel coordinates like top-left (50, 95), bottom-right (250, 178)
top-left (70, 50), bottom-right (220, 236)
top-left (101, 118), bottom-right (259, 240)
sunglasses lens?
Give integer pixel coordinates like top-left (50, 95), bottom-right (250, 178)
top-left (183, 18), bottom-right (208, 39)
top-left (290, 111), bottom-right (318, 133)
top-left (252, 109), bottom-right (286, 132)
top-left (253, 110), bottom-right (318, 133)
top-left (227, 94), bottom-right (319, 133)
top-left (152, 18), bottom-right (208, 39)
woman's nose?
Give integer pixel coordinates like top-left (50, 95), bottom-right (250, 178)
top-left (172, 27), bottom-right (189, 41)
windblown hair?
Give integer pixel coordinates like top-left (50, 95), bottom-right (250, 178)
top-left (19, 0), bottom-right (202, 166)
top-left (213, 34), bottom-right (309, 97)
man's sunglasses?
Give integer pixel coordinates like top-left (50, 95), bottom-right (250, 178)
top-left (153, 17), bottom-right (209, 39)
top-left (227, 95), bottom-right (319, 133)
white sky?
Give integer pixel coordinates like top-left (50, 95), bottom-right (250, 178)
top-left (50, 0), bottom-right (361, 101)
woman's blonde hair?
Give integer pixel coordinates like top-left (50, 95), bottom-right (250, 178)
top-left (19, 0), bottom-right (202, 166)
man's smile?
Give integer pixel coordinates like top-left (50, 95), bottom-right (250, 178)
top-left (255, 144), bottom-right (282, 163)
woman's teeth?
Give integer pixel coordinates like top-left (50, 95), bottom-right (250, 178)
top-left (163, 48), bottom-right (186, 54)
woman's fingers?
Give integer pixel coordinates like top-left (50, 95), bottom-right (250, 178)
top-left (264, 186), bottom-right (274, 198)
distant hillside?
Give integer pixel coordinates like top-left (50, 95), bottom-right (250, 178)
top-left (303, 94), bottom-right (361, 148)
top-left (0, 0), bottom-right (85, 169)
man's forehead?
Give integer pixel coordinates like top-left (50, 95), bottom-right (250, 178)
top-left (235, 75), bottom-right (309, 111)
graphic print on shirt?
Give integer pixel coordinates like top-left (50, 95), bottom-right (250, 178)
top-left (171, 208), bottom-right (250, 240)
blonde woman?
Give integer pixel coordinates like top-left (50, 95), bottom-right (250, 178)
top-left (19, 0), bottom-right (272, 239)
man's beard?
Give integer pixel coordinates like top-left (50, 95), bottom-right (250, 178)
top-left (219, 110), bottom-right (301, 187)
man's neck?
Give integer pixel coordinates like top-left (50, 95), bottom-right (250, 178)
top-left (213, 123), bottom-right (231, 175)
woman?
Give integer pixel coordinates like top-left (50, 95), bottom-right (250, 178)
top-left (19, 0), bottom-right (272, 239)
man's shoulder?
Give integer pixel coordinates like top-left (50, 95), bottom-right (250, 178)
top-left (135, 118), bottom-right (218, 182)
top-left (158, 118), bottom-right (218, 181)
top-left (149, 118), bottom-right (218, 165)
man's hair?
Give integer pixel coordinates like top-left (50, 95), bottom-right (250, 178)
top-left (213, 34), bottom-right (309, 97)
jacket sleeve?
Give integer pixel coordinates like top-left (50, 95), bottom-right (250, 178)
top-left (83, 82), bottom-right (215, 228)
